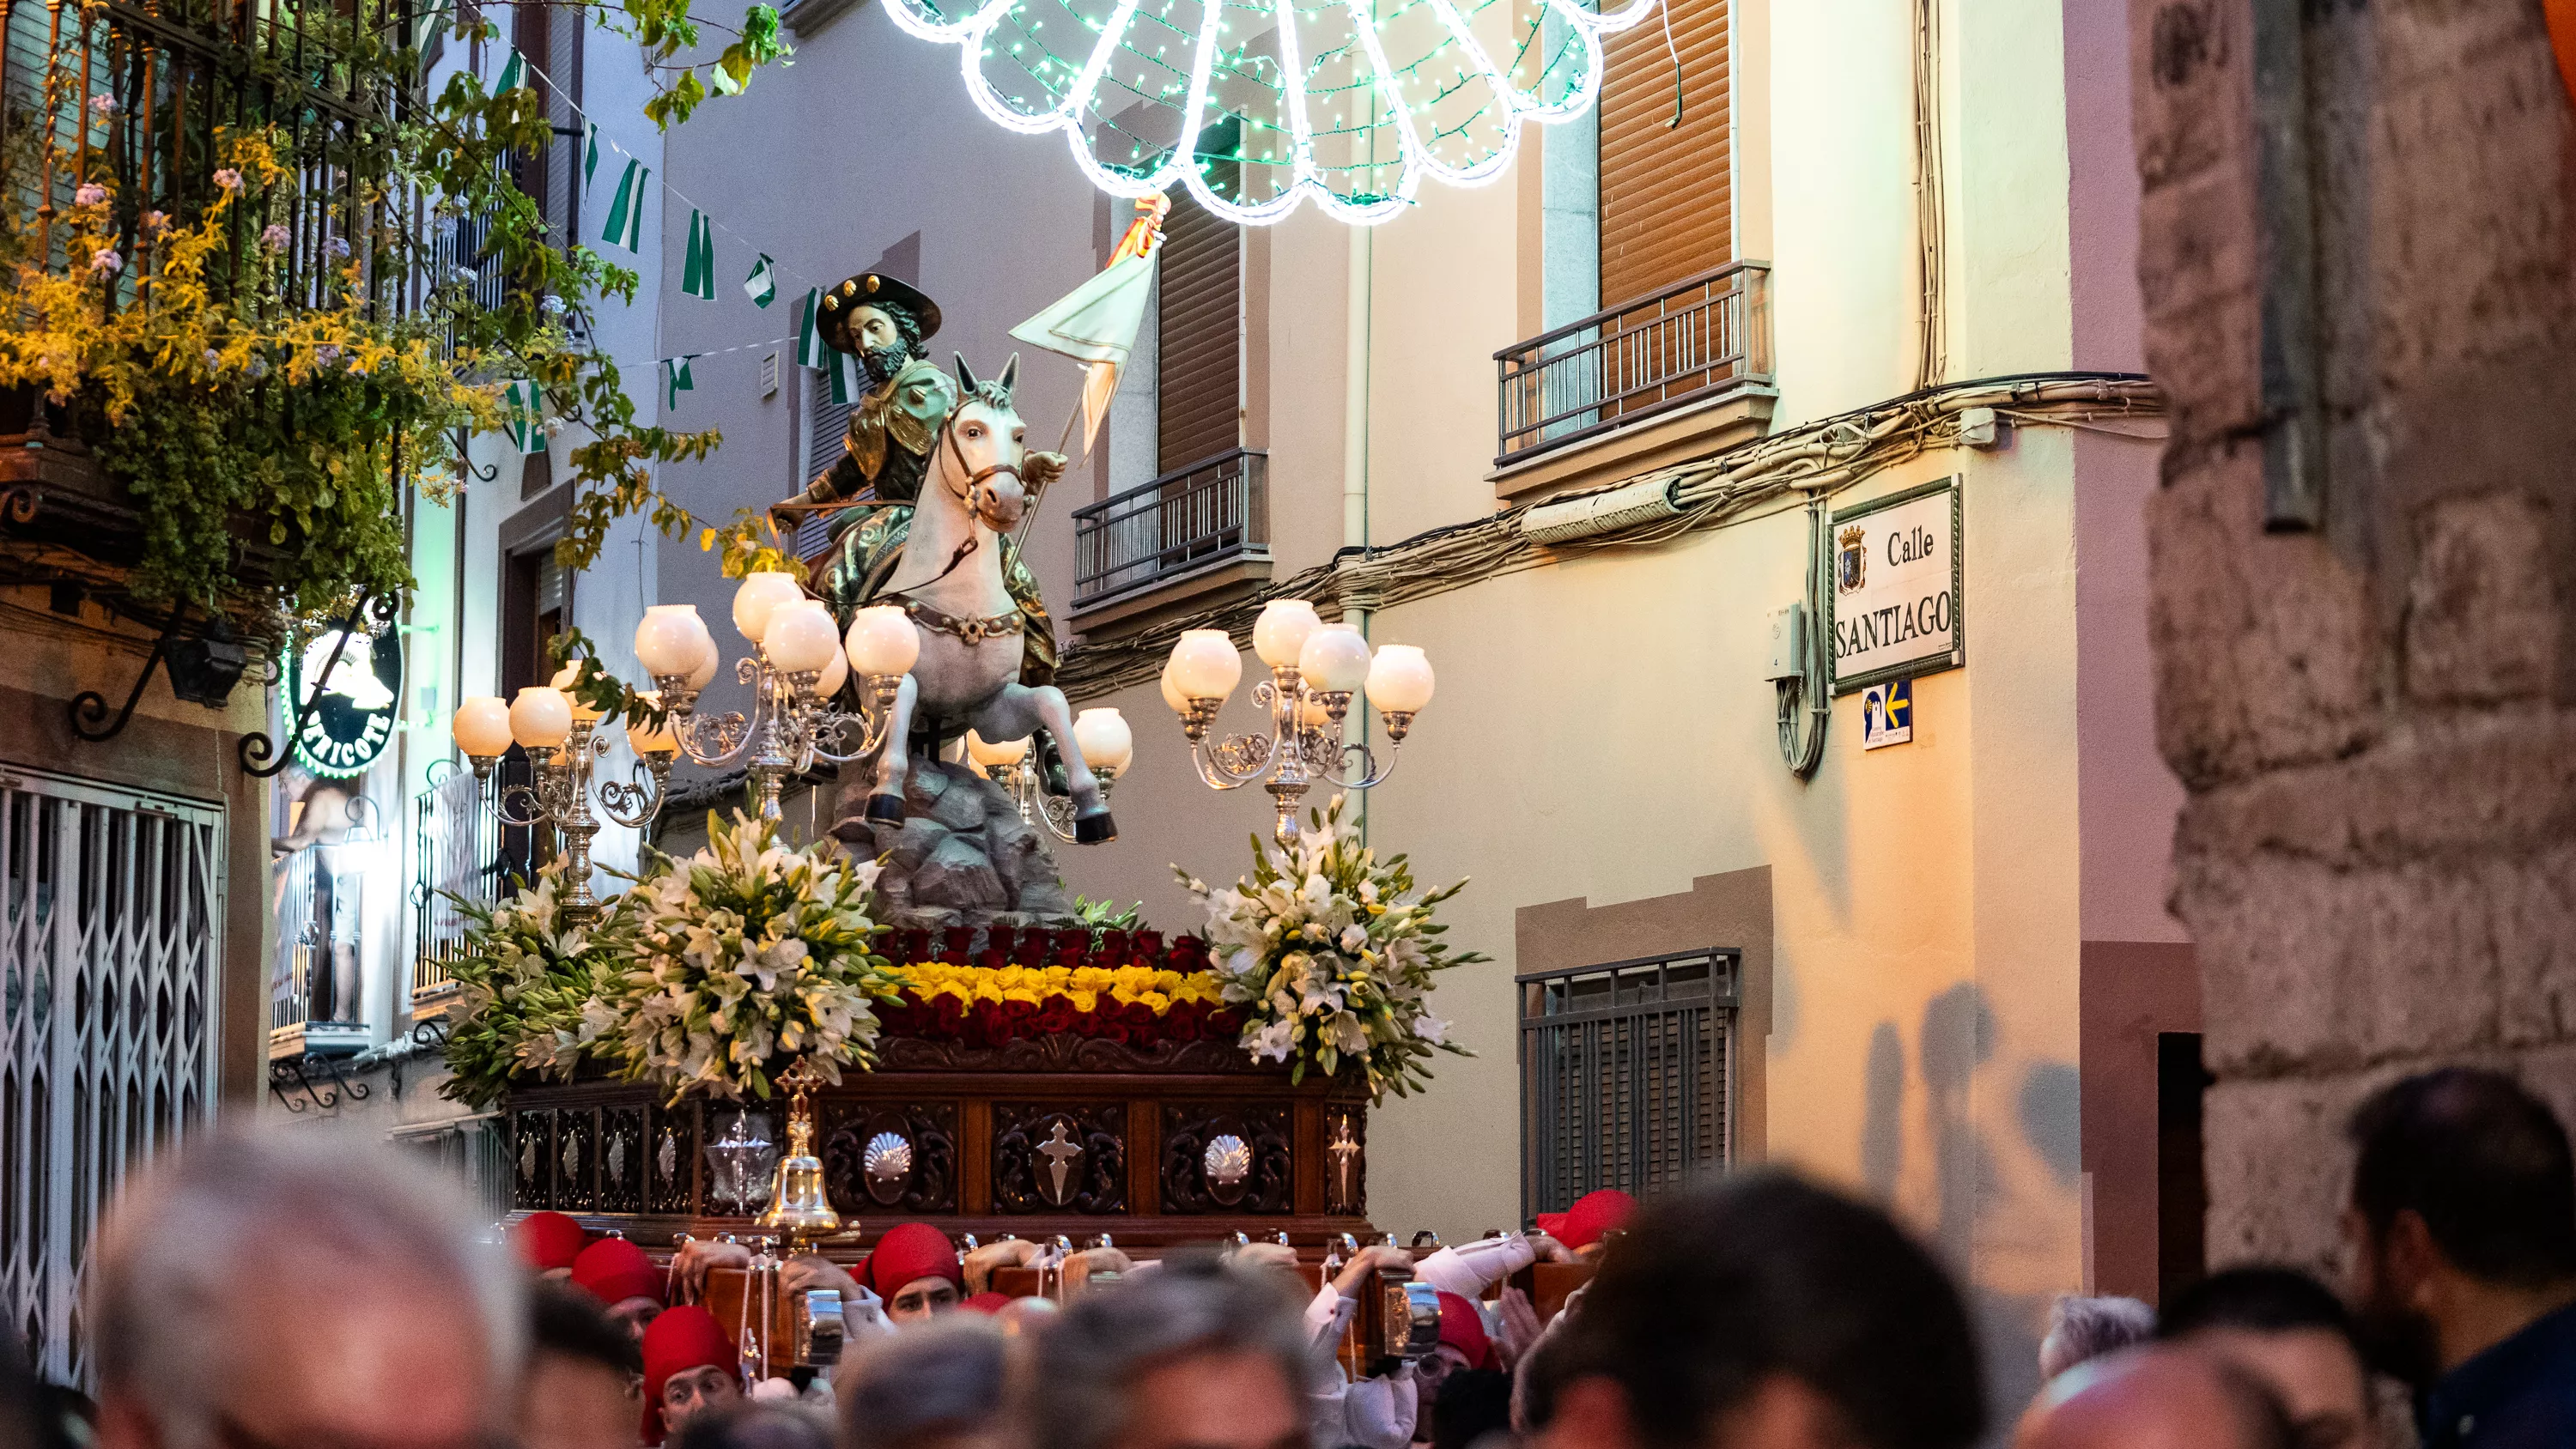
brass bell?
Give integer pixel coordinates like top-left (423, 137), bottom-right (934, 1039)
top-left (757, 1058), bottom-right (842, 1252)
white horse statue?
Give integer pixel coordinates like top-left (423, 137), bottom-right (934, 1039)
top-left (860, 353), bottom-right (1115, 843)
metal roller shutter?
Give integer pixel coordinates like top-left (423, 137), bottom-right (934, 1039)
top-left (1598, 0), bottom-right (1732, 309)
top-left (1155, 191), bottom-right (1242, 474)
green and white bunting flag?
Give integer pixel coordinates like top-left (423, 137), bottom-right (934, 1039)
top-left (582, 122), bottom-right (601, 195)
top-left (495, 47), bottom-right (526, 94)
top-left (661, 356), bottom-right (696, 410)
top-left (744, 253), bottom-right (776, 309)
top-left (502, 379), bottom-right (546, 452)
top-left (793, 287), bottom-right (827, 368)
top-left (599, 159), bottom-right (648, 253)
top-left (683, 211), bottom-right (715, 300)
top-left (826, 349), bottom-right (863, 405)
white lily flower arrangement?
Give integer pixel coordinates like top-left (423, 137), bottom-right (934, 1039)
top-left (440, 861), bottom-right (629, 1111)
top-left (594, 811), bottom-right (906, 1103)
top-left (1176, 794), bottom-right (1480, 1099)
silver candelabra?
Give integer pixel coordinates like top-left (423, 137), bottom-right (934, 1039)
top-left (1162, 601), bottom-right (1433, 849)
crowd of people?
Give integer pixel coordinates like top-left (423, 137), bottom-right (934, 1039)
top-left (5, 1066), bottom-right (2572, 1449)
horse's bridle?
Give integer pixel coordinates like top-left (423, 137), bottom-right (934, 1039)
top-left (939, 400), bottom-right (1023, 525)
top-left (898, 396), bottom-right (1024, 597)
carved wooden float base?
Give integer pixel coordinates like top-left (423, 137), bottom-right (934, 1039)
top-left (502, 1042), bottom-right (1376, 1252)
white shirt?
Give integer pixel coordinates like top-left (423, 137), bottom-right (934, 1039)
top-left (1306, 1281), bottom-right (1419, 1449)
top-left (1413, 1234), bottom-right (1537, 1300)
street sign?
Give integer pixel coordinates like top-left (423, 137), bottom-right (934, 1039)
top-left (1860, 677), bottom-right (1913, 749)
top-left (1831, 477), bottom-right (1963, 694)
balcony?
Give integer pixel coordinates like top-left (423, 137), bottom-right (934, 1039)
top-left (1491, 263), bottom-right (1776, 503)
top-left (268, 845), bottom-right (372, 1061)
top-left (410, 759), bottom-right (528, 1018)
top-left (1068, 449), bottom-right (1271, 638)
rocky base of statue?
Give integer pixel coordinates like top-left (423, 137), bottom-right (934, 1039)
top-left (834, 758), bottom-right (1077, 930)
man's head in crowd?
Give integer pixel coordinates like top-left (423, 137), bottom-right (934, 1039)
top-left (1027, 1255), bottom-right (1316, 1449)
top-left (1417, 1291), bottom-right (1494, 1407)
top-left (2038, 1295), bottom-right (2155, 1381)
top-left (866, 1223), bottom-right (967, 1323)
top-left (840, 1316), bottom-right (1012, 1449)
top-left (523, 1280), bottom-right (644, 1449)
top-left (515, 1210), bottom-right (590, 1279)
top-left (571, 1236), bottom-right (667, 1343)
top-left (2156, 1268), bottom-right (2370, 1449)
top-left (671, 1403), bottom-right (835, 1449)
top-left (645, 1306), bottom-right (742, 1444)
top-left (2014, 1347), bottom-right (2293, 1449)
top-left (2341, 1067), bottom-right (2576, 1385)
top-left (88, 1127), bottom-right (522, 1449)
top-left (1531, 1171), bottom-right (1985, 1449)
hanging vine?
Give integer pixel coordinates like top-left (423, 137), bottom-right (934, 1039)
top-left (0, 0), bottom-right (794, 630)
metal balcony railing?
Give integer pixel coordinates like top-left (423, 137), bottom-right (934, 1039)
top-left (1519, 948), bottom-right (1739, 1223)
top-left (1071, 448), bottom-right (1267, 607)
top-left (1494, 263), bottom-right (1772, 464)
top-left (269, 841), bottom-right (370, 1052)
top-left (411, 757), bottom-right (526, 1009)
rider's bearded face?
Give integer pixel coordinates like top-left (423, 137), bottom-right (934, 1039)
top-left (849, 305), bottom-right (914, 387)
top-left (861, 343), bottom-right (911, 388)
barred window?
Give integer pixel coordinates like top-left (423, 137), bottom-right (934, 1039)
top-left (1519, 948), bottom-right (1737, 1221)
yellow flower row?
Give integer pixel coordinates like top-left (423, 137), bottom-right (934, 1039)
top-left (890, 961), bottom-right (1228, 1016)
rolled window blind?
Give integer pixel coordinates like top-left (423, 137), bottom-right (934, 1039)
top-left (1155, 188), bottom-right (1242, 474)
top-left (1598, 0), bottom-right (1732, 310)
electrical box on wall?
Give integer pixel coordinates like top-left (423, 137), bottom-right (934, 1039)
top-left (1764, 604), bottom-right (1804, 682)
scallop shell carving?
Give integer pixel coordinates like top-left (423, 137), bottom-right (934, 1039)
top-left (864, 1131), bottom-right (914, 1184)
top-left (1202, 1133), bottom-right (1251, 1187)
top-left (880, 0), bottom-right (1656, 224)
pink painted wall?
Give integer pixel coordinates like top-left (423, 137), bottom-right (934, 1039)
top-left (2066, 0), bottom-right (2188, 948)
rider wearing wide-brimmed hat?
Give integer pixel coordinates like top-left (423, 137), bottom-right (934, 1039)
top-left (783, 273), bottom-right (1068, 809)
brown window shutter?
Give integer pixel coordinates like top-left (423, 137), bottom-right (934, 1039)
top-left (1155, 190), bottom-right (1242, 473)
top-left (1598, 0), bottom-right (1732, 309)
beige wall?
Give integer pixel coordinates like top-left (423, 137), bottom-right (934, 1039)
top-left (1045, 0), bottom-right (2110, 1398)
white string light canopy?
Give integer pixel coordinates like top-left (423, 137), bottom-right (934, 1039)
top-left (884, 0), bottom-right (1660, 224)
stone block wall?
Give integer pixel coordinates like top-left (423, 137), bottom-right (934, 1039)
top-left (2128, 0), bottom-right (2576, 1274)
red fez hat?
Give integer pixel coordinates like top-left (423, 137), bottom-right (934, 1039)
top-left (1435, 1292), bottom-right (1493, 1371)
top-left (571, 1236), bottom-right (664, 1307)
top-left (962, 1291), bottom-right (1012, 1314)
top-left (512, 1211), bottom-right (587, 1273)
top-left (862, 1222), bottom-right (964, 1296)
top-left (641, 1305), bottom-right (736, 1444)
top-left (1534, 1188), bottom-right (1636, 1250)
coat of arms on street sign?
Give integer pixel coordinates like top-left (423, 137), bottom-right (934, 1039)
top-left (1861, 677), bottom-right (1913, 749)
top-left (1838, 525), bottom-right (1868, 593)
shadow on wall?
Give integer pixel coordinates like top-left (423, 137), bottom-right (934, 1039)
top-left (1864, 1020), bottom-right (1905, 1200)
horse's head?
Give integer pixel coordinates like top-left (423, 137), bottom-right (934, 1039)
top-left (936, 353), bottom-right (1028, 532)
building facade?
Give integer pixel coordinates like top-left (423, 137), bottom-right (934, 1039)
top-left (625, 0), bottom-right (2192, 1404)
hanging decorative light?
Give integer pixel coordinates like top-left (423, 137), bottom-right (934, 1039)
top-left (881, 0), bottom-right (1657, 224)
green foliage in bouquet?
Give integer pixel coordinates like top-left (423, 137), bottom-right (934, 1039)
top-left (439, 864), bottom-right (627, 1110)
top-left (593, 812), bottom-right (906, 1104)
top-left (1177, 794), bottom-right (1483, 1099)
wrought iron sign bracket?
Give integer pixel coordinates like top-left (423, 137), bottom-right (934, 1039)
top-left (240, 592), bottom-right (385, 779)
top-left (67, 603), bottom-right (186, 744)
top-left (268, 1053), bottom-right (370, 1114)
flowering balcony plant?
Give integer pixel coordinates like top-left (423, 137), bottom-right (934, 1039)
top-left (1179, 793), bottom-right (1479, 1098)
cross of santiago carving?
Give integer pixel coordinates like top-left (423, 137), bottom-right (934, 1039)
top-left (1038, 1120), bottom-right (1082, 1202)
top-left (1329, 1118), bottom-right (1358, 1199)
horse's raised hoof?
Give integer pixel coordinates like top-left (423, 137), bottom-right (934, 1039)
top-left (865, 793), bottom-right (908, 825)
top-left (1073, 810), bottom-right (1117, 845)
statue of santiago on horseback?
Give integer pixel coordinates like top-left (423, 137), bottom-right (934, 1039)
top-left (775, 272), bottom-right (1114, 850)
